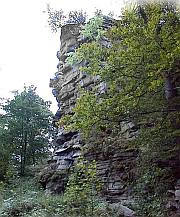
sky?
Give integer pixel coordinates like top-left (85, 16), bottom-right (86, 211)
top-left (0, 0), bottom-right (125, 113)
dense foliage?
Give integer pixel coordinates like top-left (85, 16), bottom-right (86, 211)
top-left (0, 168), bottom-right (122, 217)
top-left (60, 2), bottom-right (180, 216)
top-left (0, 85), bottom-right (53, 178)
top-left (64, 1), bottom-right (180, 138)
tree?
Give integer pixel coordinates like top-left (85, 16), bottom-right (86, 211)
top-left (62, 1), bottom-right (180, 147)
top-left (0, 115), bottom-right (12, 181)
top-left (60, 2), bottom-right (180, 214)
top-left (0, 98), bottom-right (14, 181)
top-left (47, 4), bottom-right (87, 32)
top-left (1, 85), bottom-right (53, 176)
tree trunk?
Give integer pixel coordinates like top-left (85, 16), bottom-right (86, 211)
top-left (164, 75), bottom-right (177, 100)
top-left (21, 132), bottom-right (28, 176)
top-left (32, 151), bottom-right (35, 166)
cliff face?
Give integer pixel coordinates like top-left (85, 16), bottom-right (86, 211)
top-left (41, 21), bottom-right (138, 203)
top-left (50, 23), bottom-right (97, 117)
top-left (39, 21), bottom-right (180, 217)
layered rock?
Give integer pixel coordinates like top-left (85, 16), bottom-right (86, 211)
top-left (85, 147), bottom-right (138, 203)
top-left (43, 18), bottom-right (137, 204)
top-left (39, 130), bottom-right (82, 194)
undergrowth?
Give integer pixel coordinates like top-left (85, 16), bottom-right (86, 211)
top-left (0, 175), bottom-right (121, 217)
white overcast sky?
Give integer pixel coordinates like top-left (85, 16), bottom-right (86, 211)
top-left (0, 0), bottom-right (126, 113)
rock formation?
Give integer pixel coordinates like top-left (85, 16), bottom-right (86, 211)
top-left (40, 18), bottom-right (138, 205)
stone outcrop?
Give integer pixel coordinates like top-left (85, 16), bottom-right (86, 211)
top-left (39, 130), bottom-right (82, 194)
top-left (37, 10), bottom-right (180, 217)
top-left (41, 18), bottom-right (137, 209)
top-left (85, 147), bottom-right (138, 203)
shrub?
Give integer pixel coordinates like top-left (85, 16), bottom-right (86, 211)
top-left (63, 157), bottom-right (102, 216)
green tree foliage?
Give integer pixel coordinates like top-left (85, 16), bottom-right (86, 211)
top-left (81, 15), bottom-right (105, 41)
top-left (60, 3), bottom-right (180, 215)
top-left (0, 85), bottom-right (53, 177)
top-left (61, 1), bottom-right (180, 148)
top-left (0, 100), bottom-right (14, 181)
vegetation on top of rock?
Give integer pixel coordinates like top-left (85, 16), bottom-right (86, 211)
top-left (47, 4), bottom-right (87, 32)
top-left (81, 15), bottom-right (105, 41)
top-left (65, 15), bottom-right (106, 65)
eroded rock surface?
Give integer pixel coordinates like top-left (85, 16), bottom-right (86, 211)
top-left (42, 19), bottom-right (137, 208)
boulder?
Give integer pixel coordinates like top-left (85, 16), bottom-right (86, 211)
top-left (109, 203), bottom-right (136, 217)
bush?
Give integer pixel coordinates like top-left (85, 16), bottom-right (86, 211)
top-left (63, 157), bottom-right (102, 216)
top-left (0, 177), bottom-right (63, 217)
top-left (0, 172), bottom-right (125, 217)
